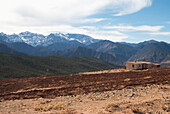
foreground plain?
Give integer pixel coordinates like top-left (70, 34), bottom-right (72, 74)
top-left (0, 67), bottom-right (169, 113)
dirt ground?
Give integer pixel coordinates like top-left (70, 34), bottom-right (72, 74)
top-left (0, 84), bottom-right (169, 114)
top-left (0, 67), bottom-right (170, 113)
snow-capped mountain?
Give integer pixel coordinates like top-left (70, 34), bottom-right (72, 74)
top-left (66, 33), bottom-right (99, 45)
top-left (9, 32), bottom-right (46, 46)
top-left (0, 31), bottom-right (100, 47)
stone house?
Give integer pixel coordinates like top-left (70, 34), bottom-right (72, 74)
top-left (126, 61), bottom-right (160, 70)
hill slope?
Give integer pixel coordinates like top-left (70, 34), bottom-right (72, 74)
top-left (89, 40), bottom-right (137, 61)
top-left (128, 42), bottom-right (170, 63)
top-left (7, 42), bottom-right (56, 56)
top-left (56, 46), bottom-right (123, 65)
top-left (46, 40), bottom-right (85, 51)
top-left (0, 43), bottom-right (26, 55)
top-left (0, 53), bottom-right (118, 79)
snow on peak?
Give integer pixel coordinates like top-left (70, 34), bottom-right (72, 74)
top-left (0, 32), bottom-right (100, 46)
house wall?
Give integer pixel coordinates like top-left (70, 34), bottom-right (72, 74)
top-left (126, 63), bottom-right (132, 70)
top-left (134, 64), bottom-right (143, 70)
top-left (126, 63), bottom-right (156, 70)
top-left (147, 63), bottom-right (154, 69)
top-left (126, 63), bottom-right (141, 70)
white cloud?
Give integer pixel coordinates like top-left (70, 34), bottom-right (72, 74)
top-left (104, 25), bottom-right (164, 32)
top-left (109, 0), bottom-right (152, 16)
top-left (77, 18), bottom-right (105, 24)
top-left (0, 24), bottom-right (128, 42)
top-left (149, 32), bottom-right (170, 35)
top-left (79, 26), bottom-right (96, 29)
top-left (0, 0), bottom-right (152, 26)
top-left (88, 30), bottom-right (128, 41)
top-left (0, 0), bottom-right (109, 26)
top-left (0, 0), bottom-right (152, 41)
top-left (0, 25), bottom-right (88, 35)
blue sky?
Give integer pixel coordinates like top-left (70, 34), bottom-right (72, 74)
top-left (0, 0), bottom-right (170, 43)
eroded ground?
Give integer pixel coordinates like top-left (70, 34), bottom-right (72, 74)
top-left (0, 84), bottom-right (169, 114)
top-left (0, 67), bottom-right (170, 113)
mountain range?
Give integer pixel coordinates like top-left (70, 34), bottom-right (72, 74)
top-left (88, 40), bottom-right (137, 62)
top-left (0, 31), bottom-right (99, 47)
top-left (0, 31), bottom-right (170, 66)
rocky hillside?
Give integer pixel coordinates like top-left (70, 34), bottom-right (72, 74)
top-left (89, 40), bottom-right (137, 61)
top-left (56, 46), bottom-right (123, 65)
top-left (128, 41), bottom-right (170, 63)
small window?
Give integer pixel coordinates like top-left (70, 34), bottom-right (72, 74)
top-left (139, 65), bottom-right (141, 67)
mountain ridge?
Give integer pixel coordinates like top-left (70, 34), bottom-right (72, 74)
top-left (128, 41), bottom-right (170, 63)
top-left (55, 46), bottom-right (123, 65)
top-left (89, 40), bottom-right (137, 62)
top-left (0, 32), bottom-right (170, 65)
top-left (0, 43), bottom-right (27, 56)
top-left (46, 40), bottom-right (85, 51)
top-left (0, 31), bottom-right (100, 47)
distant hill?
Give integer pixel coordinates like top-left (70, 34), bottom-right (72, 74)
top-left (89, 40), bottom-right (137, 61)
top-left (7, 42), bottom-right (56, 56)
top-left (0, 43), bottom-right (26, 55)
top-left (0, 53), bottom-right (119, 79)
top-left (0, 39), bottom-right (7, 45)
top-left (56, 46), bottom-right (123, 65)
top-left (137, 40), bottom-right (159, 47)
top-left (128, 41), bottom-right (170, 63)
top-left (162, 55), bottom-right (170, 62)
top-left (4, 42), bottom-right (122, 65)
top-left (119, 40), bottom-right (161, 47)
top-left (66, 33), bottom-right (99, 45)
top-left (0, 31), bottom-right (170, 66)
top-left (0, 42), bottom-right (122, 65)
top-left (160, 55), bottom-right (170, 67)
top-left (46, 40), bottom-right (85, 51)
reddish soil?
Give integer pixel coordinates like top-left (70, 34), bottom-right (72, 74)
top-left (0, 67), bottom-right (170, 101)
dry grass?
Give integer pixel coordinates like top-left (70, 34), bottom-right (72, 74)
top-left (34, 105), bottom-right (43, 111)
top-left (105, 103), bottom-right (120, 112)
top-left (53, 103), bottom-right (65, 110)
top-left (60, 109), bottom-right (76, 114)
top-left (1, 84), bottom-right (169, 114)
top-left (34, 102), bottom-right (66, 111)
top-left (162, 99), bottom-right (170, 112)
top-left (34, 104), bottom-right (53, 111)
top-left (131, 107), bottom-right (144, 114)
top-left (129, 98), bottom-right (170, 114)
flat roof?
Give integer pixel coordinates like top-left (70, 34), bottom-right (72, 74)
top-left (126, 61), bottom-right (152, 64)
top-left (126, 61), bottom-right (160, 65)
